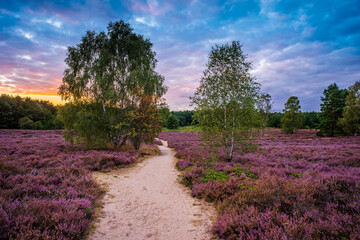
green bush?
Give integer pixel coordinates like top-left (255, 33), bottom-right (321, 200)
top-left (166, 114), bottom-right (179, 129)
top-left (18, 117), bottom-right (35, 129)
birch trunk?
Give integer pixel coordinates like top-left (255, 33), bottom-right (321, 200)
top-left (100, 89), bottom-right (116, 145)
top-left (229, 113), bottom-right (235, 161)
top-left (224, 105), bottom-right (228, 155)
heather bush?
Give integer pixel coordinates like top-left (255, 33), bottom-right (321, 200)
top-left (160, 129), bottom-right (360, 239)
top-left (176, 160), bottom-right (194, 170)
top-left (0, 129), bottom-right (142, 239)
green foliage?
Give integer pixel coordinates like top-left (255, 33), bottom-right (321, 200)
top-left (162, 125), bottom-right (199, 132)
top-left (318, 83), bottom-right (348, 137)
top-left (231, 165), bottom-right (257, 179)
top-left (159, 104), bottom-right (170, 127)
top-left (171, 111), bottom-right (195, 126)
top-left (0, 94), bottom-right (62, 129)
top-left (281, 96), bottom-right (305, 134)
top-left (58, 102), bottom-right (111, 147)
top-left (58, 20), bottom-right (166, 148)
top-left (202, 170), bottom-right (229, 183)
top-left (18, 117), bottom-right (34, 129)
top-left (192, 41), bottom-right (260, 161)
top-left (166, 114), bottom-right (179, 129)
top-left (59, 21), bottom-right (166, 103)
top-left (338, 81), bottom-right (360, 136)
top-left (201, 166), bottom-right (256, 184)
top-left (304, 111), bottom-right (320, 130)
top-left (286, 172), bottom-right (303, 179)
top-left (268, 111), bottom-right (319, 130)
top-left (127, 91), bottom-right (162, 150)
top-left (268, 112), bottom-right (283, 128)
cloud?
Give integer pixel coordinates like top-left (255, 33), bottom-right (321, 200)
top-left (134, 17), bottom-right (158, 27)
top-left (0, 0), bottom-right (359, 111)
top-left (16, 55), bottom-right (32, 60)
top-left (31, 18), bottom-right (63, 28)
top-left (46, 19), bottom-right (62, 28)
top-left (16, 29), bottom-right (35, 40)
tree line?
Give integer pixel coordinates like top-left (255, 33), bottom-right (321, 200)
top-left (160, 80), bottom-right (360, 138)
top-left (0, 94), bottom-right (63, 129)
top-left (278, 82), bottom-right (359, 136)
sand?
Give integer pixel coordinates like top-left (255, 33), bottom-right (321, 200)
top-left (89, 141), bottom-right (215, 240)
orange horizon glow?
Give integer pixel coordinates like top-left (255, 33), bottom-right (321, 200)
top-left (0, 91), bottom-right (66, 105)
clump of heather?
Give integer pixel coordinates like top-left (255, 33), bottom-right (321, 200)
top-left (153, 138), bottom-right (163, 146)
top-left (160, 129), bottom-right (360, 239)
top-left (0, 129), bottom-right (140, 239)
top-left (176, 160), bottom-right (194, 170)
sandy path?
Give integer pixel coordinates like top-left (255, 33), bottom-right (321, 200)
top-left (89, 141), bottom-right (215, 240)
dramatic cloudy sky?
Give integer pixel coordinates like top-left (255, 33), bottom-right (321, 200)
top-left (1, 0), bottom-right (359, 111)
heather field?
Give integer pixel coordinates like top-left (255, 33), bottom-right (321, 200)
top-left (0, 129), bottom-right (143, 239)
top-left (160, 129), bottom-right (360, 239)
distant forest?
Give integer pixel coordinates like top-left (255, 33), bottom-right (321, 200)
top-left (0, 94), bottom-right (321, 130)
top-left (0, 94), bottom-right (338, 131)
top-left (169, 110), bottom-right (320, 129)
top-left (0, 94), bottom-right (63, 129)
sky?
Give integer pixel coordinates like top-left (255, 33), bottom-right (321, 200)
top-left (0, 0), bottom-right (359, 111)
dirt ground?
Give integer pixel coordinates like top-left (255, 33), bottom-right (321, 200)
top-left (88, 141), bottom-right (215, 240)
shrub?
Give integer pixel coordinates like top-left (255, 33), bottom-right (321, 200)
top-left (166, 114), bottom-right (179, 129)
top-left (18, 117), bottom-right (35, 129)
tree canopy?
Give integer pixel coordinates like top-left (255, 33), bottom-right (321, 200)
top-left (58, 20), bottom-right (166, 148)
top-left (59, 21), bottom-right (166, 103)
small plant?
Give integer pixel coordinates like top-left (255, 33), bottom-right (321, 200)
top-left (286, 172), bottom-right (303, 179)
top-left (202, 169), bottom-right (229, 183)
top-left (231, 165), bottom-right (257, 179)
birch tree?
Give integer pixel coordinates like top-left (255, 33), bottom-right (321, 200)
top-left (192, 41), bottom-right (260, 161)
top-left (58, 20), bottom-right (166, 147)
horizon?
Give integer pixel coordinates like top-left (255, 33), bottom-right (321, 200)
top-left (1, 0), bottom-right (359, 111)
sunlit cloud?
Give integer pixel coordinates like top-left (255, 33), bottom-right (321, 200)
top-left (134, 17), bottom-right (158, 27)
top-left (46, 19), bottom-right (62, 28)
top-left (17, 55), bottom-right (32, 60)
top-left (31, 18), bottom-right (63, 28)
top-left (17, 29), bottom-right (35, 40)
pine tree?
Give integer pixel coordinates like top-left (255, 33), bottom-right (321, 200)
top-left (318, 83), bottom-right (348, 137)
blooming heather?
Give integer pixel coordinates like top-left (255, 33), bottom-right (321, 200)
top-left (160, 129), bottom-right (360, 239)
top-left (0, 129), bottom-right (140, 239)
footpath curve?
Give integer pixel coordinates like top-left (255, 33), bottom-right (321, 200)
top-left (89, 140), bottom-right (215, 240)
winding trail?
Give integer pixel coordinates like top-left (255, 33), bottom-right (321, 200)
top-left (89, 141), bottom-right (215, 240)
